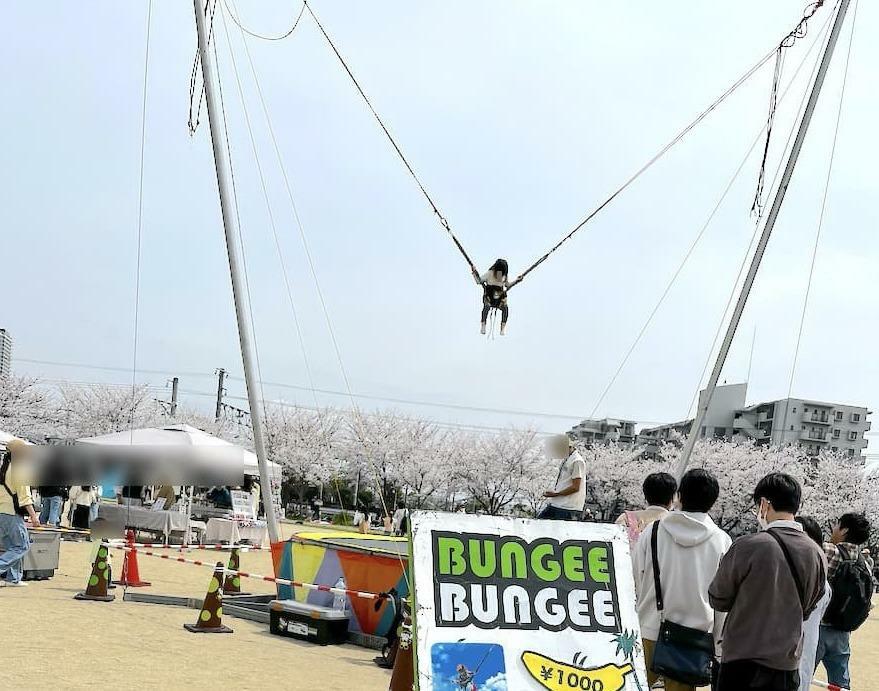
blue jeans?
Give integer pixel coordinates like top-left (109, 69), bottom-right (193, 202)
top-left (40, 495), bottom-right (64, 526)
top-left (0, 513), bottom-right (31, 584)
top-left (537, 505), bottom-right (581, 521)
top-left (816, 625), bottom-right (851, 689)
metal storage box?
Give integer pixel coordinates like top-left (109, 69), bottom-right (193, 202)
top-left (23, 529), bottom-right (61, 580)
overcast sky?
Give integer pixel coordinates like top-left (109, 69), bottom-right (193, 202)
top-left (1, 1), bottom-right (875, 455)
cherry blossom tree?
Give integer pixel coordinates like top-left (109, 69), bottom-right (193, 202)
top-left (0, 375), bottom-right (56, 441)
top-left (454, 428), bottom-right (543, 516)
top-left (55, 383), bottom-right (164, 439)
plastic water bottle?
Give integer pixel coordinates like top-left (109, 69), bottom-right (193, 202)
top-left (333, 577), bottom-right (348, 614)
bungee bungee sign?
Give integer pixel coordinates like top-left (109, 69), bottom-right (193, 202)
top-left (410, 512), bottom-right (648, 691)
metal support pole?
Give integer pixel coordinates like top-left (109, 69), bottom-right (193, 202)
top-left (214, 368), bottom-right (226, 421)
top-left (193, 0), bottom-right (280, 544)
top-left (170, 377), bottom-right (179, 417)
top-left (675, 0), bottom-right (851, 479)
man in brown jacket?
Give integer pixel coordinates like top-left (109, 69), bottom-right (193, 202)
top-left (709, 473), bottom-right (826, 691)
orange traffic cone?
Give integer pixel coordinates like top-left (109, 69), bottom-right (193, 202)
top-left (114, 530), bottom-right (151, 587)
top-left (184, 562), bottom-right (233, 634)
top-left (74, 541), bottom-right (115, 602)
top-left (222, 548), bottom-right (248, 596)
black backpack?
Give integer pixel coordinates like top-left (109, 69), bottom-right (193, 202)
top-left (823, 544), bottom-right (873, 632)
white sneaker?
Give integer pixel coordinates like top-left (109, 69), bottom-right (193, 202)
top-left (500, 324), bottom-right (507, 336)
top-left (480, 323), bottom-right (487, 335)
top-left (2, 581), bottom-right (27, 587)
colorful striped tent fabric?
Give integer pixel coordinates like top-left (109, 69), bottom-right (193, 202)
top-left (271, 531), bottom-right (409, 637)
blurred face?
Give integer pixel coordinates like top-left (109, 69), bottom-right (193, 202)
top-left (546, 437), bottom-right (569, 459)
top-left (831, 519), bottom-right (847, 544)
top-left (753, 497), bottom-right (771, 529)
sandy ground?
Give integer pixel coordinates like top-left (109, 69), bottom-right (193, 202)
top-left (1, 534), bottom-right (877, 690)
top-left (0, 535), bottom-right (391, 690)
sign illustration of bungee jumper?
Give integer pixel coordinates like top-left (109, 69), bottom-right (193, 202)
top-left (410, 512), bottom-right (648, 691)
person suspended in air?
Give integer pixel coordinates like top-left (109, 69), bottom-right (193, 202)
top-left (455, 664), bottom-right (476, 691)
top-left (475, 258), bottom-right (516, 336)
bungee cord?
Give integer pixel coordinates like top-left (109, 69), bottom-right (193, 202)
top-left (221, 0), bottom-right (305, 42)
top-left (206, 1), bottom-right (834, 303)
top-left (587, 3), bottom-right (836, 422)
top-left (298, 2), bottom-right (829, 291)
top-left (779, 0), bottom-right (857, 438)
top-left (752, 1), bottom-right (827, 219)
top-left (301, 1), bottom-right (482, 282)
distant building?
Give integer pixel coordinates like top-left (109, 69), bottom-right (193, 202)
top-left (0, 329), bottom-right (11, 377)
top-left (639, 383), bottom-right (748, 443)
top-left (639, 382), bottom-right (872, 459)
top-left (569, 417), bottom-right (637, 446)
top-left (733, 398), bottom-right (871, 459)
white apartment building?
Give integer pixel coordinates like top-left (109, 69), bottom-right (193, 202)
top-left (639, 383), bottom-right (872, 459)
top-left (733, 398), bottom-right (871, 458)
top-left (569, 417), bottom-right (637, 446)
top-left (0, 329), bottom-right (12, 377)
top-left (639, 383), bottom-right (748, 443)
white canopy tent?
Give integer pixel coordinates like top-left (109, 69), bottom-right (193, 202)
top-left (0, 430), bottom-right (32, 448)
top-left (77, 424), bottom-right (282, 545)
top-left (76, 424), bottom-right (281, 480)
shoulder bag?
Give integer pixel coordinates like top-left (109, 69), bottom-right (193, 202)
top-left (649, 521), bottom-right (716, 686)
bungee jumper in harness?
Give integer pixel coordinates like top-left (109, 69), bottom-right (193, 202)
top-left (475, 259), bottom-right (517, 336)
top-left (455, 664), bottom-right (477, 691)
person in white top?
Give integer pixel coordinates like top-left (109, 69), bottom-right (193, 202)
top-left (475, 258), bottom-right (518, 336)
top-left (634, 468), bottom-right (732, 691)
top-left (537, 435), bottom-right (586, 521)
top-left (795, 515), bottom-right (832, 691)
top-left (68, 486), bottom-right (98, 530)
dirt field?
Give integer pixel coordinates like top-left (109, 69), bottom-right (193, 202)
top-left (0, 537), bottom-right (391, 690)
top-left (1, 536), bottom-right (876, 690)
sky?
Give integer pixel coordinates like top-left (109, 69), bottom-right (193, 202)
top-left (1, 1), bottom-right (875, 456)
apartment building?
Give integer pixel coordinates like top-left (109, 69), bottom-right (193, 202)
top-left (639, 383), bottom-right (747, 443)
top-left (639, 383), bottom-right (872, 459)
top-left (569, 417), bottom-right (637, 446)
top-left (0, 329), bottom-right (12, 377)
top-left (733, 398), bottom-right (871, 458)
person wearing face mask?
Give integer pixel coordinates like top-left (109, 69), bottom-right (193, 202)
top-left (708, 473), bottom-right (826, 691)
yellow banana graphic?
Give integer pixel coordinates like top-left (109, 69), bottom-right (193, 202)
top-left (521, 651), bottom-right (634, 691)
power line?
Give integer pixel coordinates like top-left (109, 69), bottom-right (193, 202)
top-left (13, 357), bottom-right (215, 379)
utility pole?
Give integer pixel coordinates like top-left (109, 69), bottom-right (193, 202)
top-left (214, 368), bottom-right (226, 421)
top-left (170, 377), bottom-right (179, 417)
top-left (193, 0), bottom-right (280, 544)
top-left (675, 0), bottom-right (852, 479)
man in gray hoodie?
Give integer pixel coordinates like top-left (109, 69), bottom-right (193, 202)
top-left (709, 473), bottom-right (826, 691)
top-left (634, 468), bottom-right (731, 691)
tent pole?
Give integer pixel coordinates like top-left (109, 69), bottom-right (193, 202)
top-left (675, 0), bottom-right (851, 479)
top-left (192, 0), bottom-right (280, 544)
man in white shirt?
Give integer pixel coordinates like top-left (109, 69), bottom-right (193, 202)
top-left (537, 435), bottom-right (586, 521)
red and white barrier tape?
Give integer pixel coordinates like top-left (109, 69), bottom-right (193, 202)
top-left (107, 541), bottom-right (266, 551)
top-left (106, 544), bottom-right (378, 600)
top-left (811, 680), bottom-right (849, 691)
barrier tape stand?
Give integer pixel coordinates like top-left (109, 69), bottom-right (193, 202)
top-left (106, 544), bottom-right (379, 600)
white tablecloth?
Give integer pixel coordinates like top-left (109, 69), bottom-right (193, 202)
top-left (97, 504), bottom-right (189, 542)
top-left (204, 518), bottom-right (269, 548)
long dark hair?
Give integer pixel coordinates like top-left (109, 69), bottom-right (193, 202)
top-left (489, 258), bottom-right (508, 278)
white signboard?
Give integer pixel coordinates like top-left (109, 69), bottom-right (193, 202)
top-left (410, 512), bottom-right (648, 691)
top-left (231, 490), bottom-right (255, 519)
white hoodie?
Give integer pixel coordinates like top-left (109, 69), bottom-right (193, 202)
top-left (634, 511), bottom-right (732, 642)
